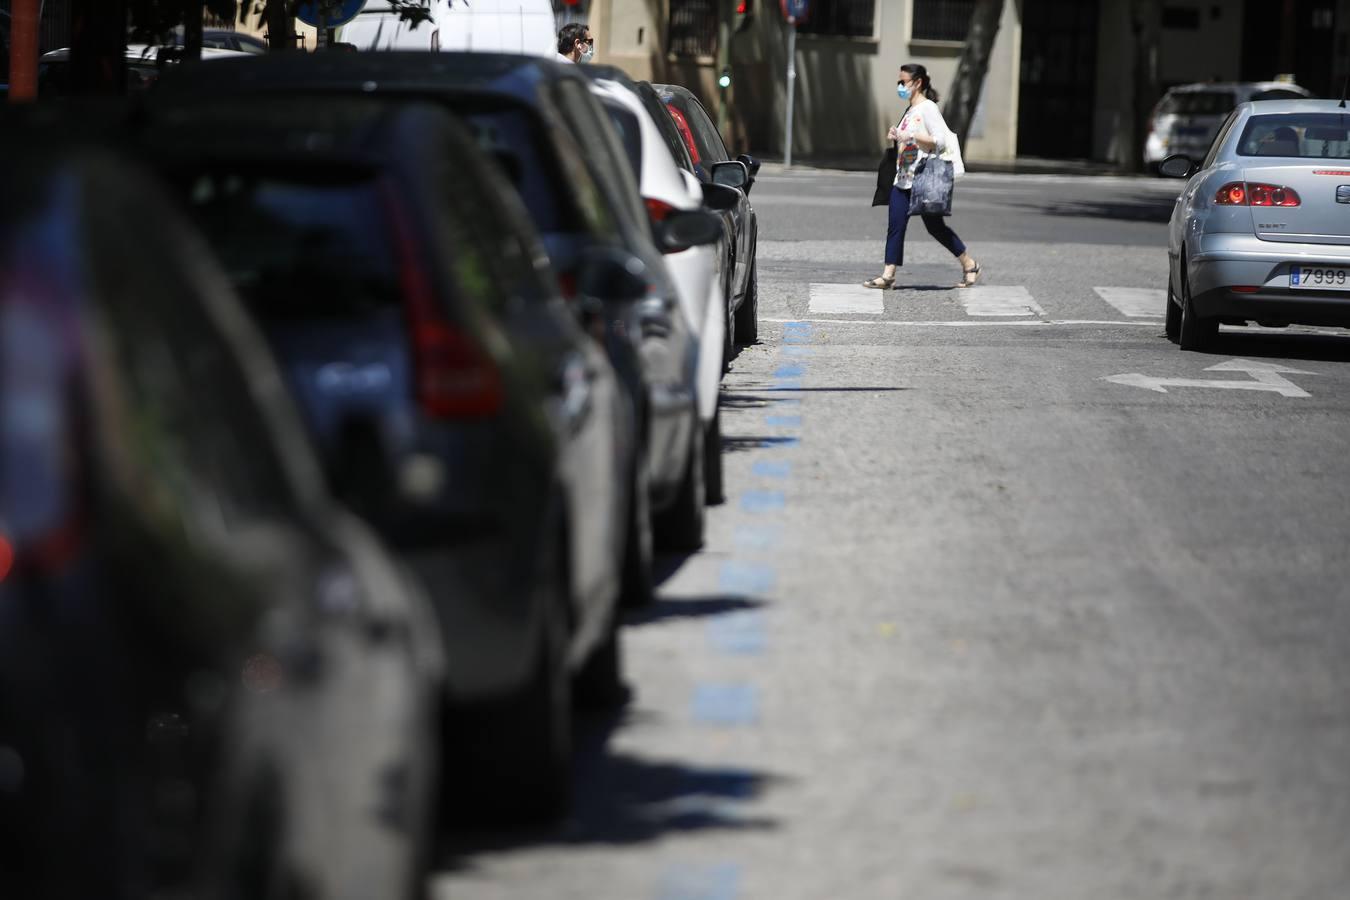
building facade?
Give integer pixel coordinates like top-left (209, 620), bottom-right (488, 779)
top-left (581, 0), bottom-right (1350, 168)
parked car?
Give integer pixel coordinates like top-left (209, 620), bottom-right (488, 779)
top-left (0, 135), bottom-right (443, 899)
top-left (651, 82), bottom-right (761, 350)
top-left (1159, 98), bottom-right (1350, 349)
top-left (583, 64), bottom-right (730, 505)
top-left (136, 94), bottom-right (641, 818)
top-left (1144, 80), bottom-right (1312, 170)
top-left (340, 0), bottom-right (451, 51)
top-left (338, 0), bottom-right (554, 55)
top-left (153, 52), bottom-right (722, 553)
top-left (37, 44), bottom-right (250, 96)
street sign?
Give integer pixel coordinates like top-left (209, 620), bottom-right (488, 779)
top-left (1102, 358), bottom-right (1316, 397)
top-left (781, 0), bottom-right (810, 23)
top-left (295, 0), bottom-right (366, 29)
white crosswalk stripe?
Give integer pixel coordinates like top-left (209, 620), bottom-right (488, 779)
top-left (1093, 286), bottom-right (1167, 317)
top-left (959, 285), bottom-right (1045, 317)
top-left (808, 282), bottom-right (884, 315)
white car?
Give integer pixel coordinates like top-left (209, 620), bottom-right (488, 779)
top-left (1145, 80), bottom-right (1312, 169)
top-left (340, 0), bottom-right (554, 56)
top-left (585, 69), bottom-right (729, 503)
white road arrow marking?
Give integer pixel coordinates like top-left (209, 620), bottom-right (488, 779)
top-left (1102, 358), bottom-right (1317, 397)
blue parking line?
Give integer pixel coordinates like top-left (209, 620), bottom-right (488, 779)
top-left (769, 379), bottom-right (803, 391)
top-left (719, 560), bottom-right (777, 594)
top-left (751, 460), bottom-right (792, 478)
top-left (734, 524), bottom-right (782, 550)
top-left (707, 610), bottom-right (767, 655)
top-left (740, 491), bottom-right (785, 513)
top-left (781, 345), bottom-right (814, 357)
top-left (691, 684), bottom-right (760, 726)
top-left (657, 863), bottom-right (743, 900)
top-left (764, 415), bottom-right (802, 428)
top-left (773, 364), bottom-right (805, 378)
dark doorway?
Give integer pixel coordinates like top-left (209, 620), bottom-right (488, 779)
top-left (1241, 0), bottom-right (1338, 97)
top-left (1018, 0), bottom-right (1100, 159)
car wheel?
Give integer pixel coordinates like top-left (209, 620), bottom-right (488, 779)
top-left (448, 528), bottom-right (572, 824)
top-left (704, 402), bottom-right (725, 506)
top-left (654, 412), bottom-right (706, 552)
top-left (1165, 270), bottom-right (1181, 343)
top-left (573, 608), bottom-right (628, 710)
top-left (619, 451), bottom-right (655, 609)
top-left (1177, 255), bottom-right (1217, 351)
top-left (734, 257), bottom-right (758, 345)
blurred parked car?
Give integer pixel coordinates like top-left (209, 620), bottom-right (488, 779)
top-left (1159, 98), bottom-right (1350, 349)
top-left (0, 135), bottom-right (443, 899)
top-left (137, 94), bottom-right (639, 818)
top-left (154, 52), bottom-right (721, 553)
top-left (338, 0), bottom-right (554, 55)
top-left (651, 82), bottom-right (761, 351)
top-left (1144, 80), bottom-right (1312, 170)
top-left (584, 64), bottom-right (730, 505)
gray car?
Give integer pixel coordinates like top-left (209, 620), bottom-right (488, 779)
top-left (1160, 98), bottom-right (1350, 350)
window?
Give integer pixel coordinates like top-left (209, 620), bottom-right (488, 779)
top-left (1235, 113), bottom-right (1350, 160)
top-left (911, 0), bottom-right (976, 42)
top-left (668, 0), bottom-right (717, 57)
top-left (799, 0), bottom-right (876, 37)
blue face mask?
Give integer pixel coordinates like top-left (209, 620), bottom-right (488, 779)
top-left (897, 83), bottom-right (912, 101)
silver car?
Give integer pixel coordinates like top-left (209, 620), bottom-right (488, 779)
top-left (1160, 98), bottom-right (1350, 350)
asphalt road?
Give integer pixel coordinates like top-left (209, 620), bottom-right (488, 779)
top-left (431, 168), bottom-right (1350, 899)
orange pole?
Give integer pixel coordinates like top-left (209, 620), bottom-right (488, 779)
top-left (8, 0), bottom-right (41, 102)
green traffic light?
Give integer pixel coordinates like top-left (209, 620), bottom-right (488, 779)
top-left (718, 70), bottom-right (732, 89)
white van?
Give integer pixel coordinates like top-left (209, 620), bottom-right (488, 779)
top-left (339, 0), bottom-right (555, 58)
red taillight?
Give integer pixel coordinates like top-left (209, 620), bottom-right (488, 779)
top-left (1215, 181), bottom-right (1300, 207)
top-left (385, 193), bottom-right (502, 419)
top-left (1313, 170), bottom-right (1350, 176)
top-left (645, 197), bottom-right (675, 222)
top-left (558, 271), bottom-right (578, 300)
top-left (0, 534), bottom-right (13, 583)
top-left (1230, 286), bottom-right (1261, 293)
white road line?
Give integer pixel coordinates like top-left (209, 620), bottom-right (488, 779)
top-left (959, 285), bottom-right (1045, 317)
top-left (1094, 286), bottom-right (1168, 317)
top-left (808, 283), bottom-right (885, 315)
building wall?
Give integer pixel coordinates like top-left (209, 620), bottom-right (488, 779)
top-left (592, 0), bottom-right (1023, 166)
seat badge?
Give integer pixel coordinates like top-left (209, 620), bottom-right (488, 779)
top-left (1337, 185), bottom-right (1350, 204)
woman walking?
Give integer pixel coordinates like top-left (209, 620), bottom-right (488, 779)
top-left (863, 64), bottom-right (981, 290)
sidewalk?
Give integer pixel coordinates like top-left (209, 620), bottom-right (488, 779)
top-left (756, 154), bottom-right (1132, 177)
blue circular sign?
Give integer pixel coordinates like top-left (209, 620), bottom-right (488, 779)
top-left (295, 0), bottom-right (367, 29)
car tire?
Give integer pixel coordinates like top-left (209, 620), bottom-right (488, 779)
top-left (734, 257), bottom-right (758, 345)
top-left (722, 268), bottom-right (736, 373)
top-left (1178, 255), bottom-right (1217, 351)
top-left (448, 528), bottom-right (572, 824)
top-left (619, 451), bottom-right (655, 609)
top-left (1165, 270), bottom-right (1182, 343)
top-left (704, 402), bottom-right (725, 506)
top-left (654, 412), bottom-right (706, 552)
top-left (573, 608), bottom-right (627, 710)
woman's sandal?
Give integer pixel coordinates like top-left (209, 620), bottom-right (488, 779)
top-left (862, 275), bottom-right (895, 289)
top-left (956, 262), bottom-right (982, 289)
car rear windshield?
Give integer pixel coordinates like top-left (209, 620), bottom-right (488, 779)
top-left (181, 169), bottom-right (403, 320)
top-left (1156, 91), bottom-right (1235, 116)
top-left (662, 92), bottom-right (728, 163)
top-left (1235, 113), bottom-right (1350, 159)
top-left (456, 104), bottom-right (578, 234)
top-left (600, 103), bottom-right (643, 179)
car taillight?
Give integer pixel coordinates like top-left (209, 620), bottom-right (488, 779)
top-left (1214, 181), bottom-right (1301, 207)
top-left (558, 271), bottom-right (578, 300)
top-left (386, 194), bottom-right (501, 419)
top-left (645, 197), bottom-right (675, 222)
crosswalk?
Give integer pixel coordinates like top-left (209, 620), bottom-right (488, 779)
top-left (804, 282), bottom-right (1167, 322)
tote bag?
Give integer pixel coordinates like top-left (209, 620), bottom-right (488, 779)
top-left (907, 156), bottom-right (954, 217)
top-left (871, 141), bottom-right (898, 207)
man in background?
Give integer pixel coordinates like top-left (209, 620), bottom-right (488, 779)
top-left (555, 23), bottom-right (593, 64)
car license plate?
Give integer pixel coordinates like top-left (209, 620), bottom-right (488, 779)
top-left (1290, 266), bottom-right (1350, 290)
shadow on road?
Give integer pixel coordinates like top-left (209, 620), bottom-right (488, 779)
top-left (1193, 329), bottom-right (1350, 364)
top-left (1017, 198), bottom-right (1174, 224)
top-left (626, 594), bottom-right (765, 627)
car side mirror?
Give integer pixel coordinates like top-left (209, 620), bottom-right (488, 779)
top-left (711, 160), bottom-right (749, 190)
top-left (1158, 154), bottom-right (1195, 178)
top-left (578, 247), bottom-right (649, 304)
top-left (658, 208), bottom-right (722, 254)
top-left (701, 182), bottom-right (740, 213)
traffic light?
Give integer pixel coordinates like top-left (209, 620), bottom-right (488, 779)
top-left (718, 67), bottom-right (732, 89)
top-left (734, 0), bottom-right (754, 32)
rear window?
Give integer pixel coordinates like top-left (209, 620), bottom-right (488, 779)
top-left (600, 103), bottom-right (643, 179)
top-left (459, 105), bottom-right (576, 234)
top-left (662, 91), bottom-right (729, 163)
top-left (181, 171), bottom-right (402, 320)
top-left (1156, 90), bottom-right (1236, 116)
top-left (1235, 113), bottom-right (1350, 159)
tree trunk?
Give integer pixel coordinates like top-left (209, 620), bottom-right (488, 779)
top-left (1124, 0), bottom-right (1162, 172)
top-left (264, 0), bottom-right (294, 52)
top-left (944, 0), bottom-right (1004, 149)
top-left (183, 3), bottom-right (204, 62)
top-left (69, 0), bottom-right (128, 95)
